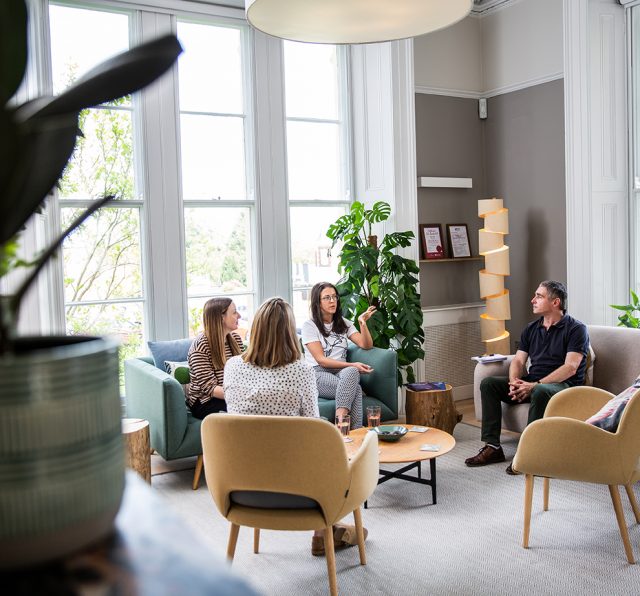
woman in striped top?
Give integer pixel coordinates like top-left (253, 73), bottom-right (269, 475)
top-left (187, 297), bottom-right (243, 419)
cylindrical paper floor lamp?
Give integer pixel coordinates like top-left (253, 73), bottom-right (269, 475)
top-left (478, 198), bottom-right (511, 355)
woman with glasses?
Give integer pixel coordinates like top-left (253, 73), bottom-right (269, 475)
top-left (301, 282), bottom-right (376, 429)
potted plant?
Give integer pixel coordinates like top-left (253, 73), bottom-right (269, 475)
top-left (611, 290), bottom-right (640, 328)
top-left (327, 201), bottom-right (425, 384)
top-left (0, 0), bottom-right (182, 569)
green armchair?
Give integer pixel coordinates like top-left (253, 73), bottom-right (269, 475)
top-left (317, 344), bottom-right (398, 425)
top-left (124, 356), bottom-right (204, 489)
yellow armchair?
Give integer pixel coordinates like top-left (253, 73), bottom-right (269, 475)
top-left (200, 414), bottom-right (379, 595)
top-left (513, 387), bottom-right (640, 563)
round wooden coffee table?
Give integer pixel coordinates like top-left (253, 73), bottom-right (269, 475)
top-left (346, 424), bottom-right (455, 505)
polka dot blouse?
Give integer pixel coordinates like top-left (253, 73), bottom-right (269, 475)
top-left (224, 356), bottom-right (320, 418)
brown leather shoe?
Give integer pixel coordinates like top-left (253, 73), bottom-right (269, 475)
top-left (312, 524), bottom-right (369, 557)
top-left (505, 462), bottom-right (521, 475)
top-left (465, 445), bottom-right (506, 467)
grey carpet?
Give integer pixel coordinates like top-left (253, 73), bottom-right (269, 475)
top-left (152, 423), bottom-right (640, 595)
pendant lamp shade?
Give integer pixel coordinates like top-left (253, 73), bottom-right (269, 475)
top-left (244, 0), bottom-right (474, 44)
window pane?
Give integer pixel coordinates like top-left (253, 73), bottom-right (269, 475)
top-left (181, 115), bottom-right (246, 200)
top-left (177, 22), bottom-right (243, 114)
top-left (66, 301), bottom-right (144, 387)
top-left (184, 207), bottom-right (252, 295)
top-left (187, 295), bottom-right (252, 340)
top-left (290, 205), bottom-right (345, 291)
top-left (61, 208), bottom-right (142, 303)
top-left (284, 41), bottom-right (339, 120)
top-left (49, 4), bottom-right (129, 98)
top-left (292, 289), bottom-right (312, 327)
top-left (59, 106), bottom-right (135, 201)
top-left (287, 122), bottom-right (343, 201)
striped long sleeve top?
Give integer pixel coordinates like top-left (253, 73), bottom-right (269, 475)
top-left (186, 332), bottom-right (243, 407)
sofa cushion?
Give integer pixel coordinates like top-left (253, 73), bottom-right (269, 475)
top-left (584, 343), bottom-right (596, 386)
top-left (148, 339), bottom-right (193, 370)
top-left (586, 376), bottom-right (640, 432)
top-left (165, 360), bottom-right (191, 396)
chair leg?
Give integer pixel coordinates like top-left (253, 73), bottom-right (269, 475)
top-left (254, 528), bottom-right (260, 554)
top-left (609, 485), bottom-right (636, 564)
top-left (543, 477), bottom-right (550, 512)
top-left (324, 526), bottom-right (338, 596)
top-left (192, 455), bottom-right (203, 490)
top-left (523, 474), bottom-right (534, 549)
top-left (624, 484), bottom-right (640, 524)
top-left (353, 508), bottom-right (366, 565)
top-left (227, 523), bottom-right (240, 562)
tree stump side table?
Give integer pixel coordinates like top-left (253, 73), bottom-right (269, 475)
top-left (122, 418), bottom-right (151, 484)
top-left (405, 384), bottom-right (463, 435)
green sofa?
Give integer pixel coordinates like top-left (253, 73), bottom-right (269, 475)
top-left (124, 343), bottom-right (398, 487)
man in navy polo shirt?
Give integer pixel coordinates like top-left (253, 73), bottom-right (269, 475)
top-left (465, 280), bottom-right (589, 474)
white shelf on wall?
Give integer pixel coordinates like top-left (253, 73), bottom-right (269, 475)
top-left (418, 176), bottom-right (472, 188)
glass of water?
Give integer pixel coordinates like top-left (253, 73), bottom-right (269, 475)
top-left (366, 405), bottom-right (381, 428)
top-left (335, 413), bottom-right (352, 442)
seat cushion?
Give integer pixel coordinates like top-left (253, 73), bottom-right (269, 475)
top-left (230, 490), bottom-right (319, 510)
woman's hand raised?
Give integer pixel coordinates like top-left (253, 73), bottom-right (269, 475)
top-left (358, 306), bottom-right (377, 325)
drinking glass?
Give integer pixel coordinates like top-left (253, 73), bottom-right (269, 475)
top-left (335, 413), bottom-right (352, 442)
top-left (366, 405), bottom-right (381, 428)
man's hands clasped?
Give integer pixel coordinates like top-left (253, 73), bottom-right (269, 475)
top-left (508, 378), bottom-right (537, 402)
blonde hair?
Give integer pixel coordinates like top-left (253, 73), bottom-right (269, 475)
top-left (242, 297), bottom-right (302, 368)
top-left (203, 297), bottom-right (241, 369)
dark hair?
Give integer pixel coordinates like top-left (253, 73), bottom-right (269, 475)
top-left (540, 280), bottom-right (567, 313)
top-left (203, 297), bottom-right (241, 369)
top-left (309, 282), bottom-right (348, 337)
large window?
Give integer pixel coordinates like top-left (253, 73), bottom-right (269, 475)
top-left (632, 5), bottom-right (640, 296)
top-left (33, 0), bottom-right (352, 377)
top-left (50, 3), bottom-right (145, 370)
top-left (177, 21), bottom-right (253, 337)
top-left (284, 42), bottom-right (350, 323)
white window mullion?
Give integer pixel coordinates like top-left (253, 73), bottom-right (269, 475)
top-left (138, 10), bottom-right (188, 340)
top-left (252, 30), bottom-right (292, 303)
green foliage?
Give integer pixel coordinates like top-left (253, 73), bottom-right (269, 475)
top-left (611, 290), bottom-right (640, 328)
top-left (0, 0), bottom-right (182, 353)
top-left (327, 201), bottom-right (425, 385)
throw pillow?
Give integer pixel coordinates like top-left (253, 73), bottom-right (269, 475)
top-left (148, 338), bottom-right (193, 370)
top-left (165, 360), bottom-right (191, 396)
top-left (586, 376), bottom-right (640, 432)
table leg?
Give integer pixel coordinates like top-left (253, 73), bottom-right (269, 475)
top-left (430, 458), bottom-right (436, 504)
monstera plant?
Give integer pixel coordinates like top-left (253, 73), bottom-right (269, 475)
top-left (0, 0), bottom-right (183, 570)
top-left (327, 201), bottom-right (425, 385)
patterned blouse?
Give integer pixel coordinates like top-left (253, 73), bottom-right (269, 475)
top-left (224, 356), bottom-right (320, 418)
top-left (187, 332), bottom-right (243, 407)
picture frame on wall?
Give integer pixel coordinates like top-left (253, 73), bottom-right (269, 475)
top-left (419, 224), bottom-right (445, 260)
top-left (446, 224), bottom-right (471, 258)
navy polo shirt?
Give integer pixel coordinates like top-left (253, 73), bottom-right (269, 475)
top-left (519, 314), bottom-right (589, 386)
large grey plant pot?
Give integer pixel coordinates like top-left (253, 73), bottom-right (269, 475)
top-left (0, 336), bottom-right (124, 569)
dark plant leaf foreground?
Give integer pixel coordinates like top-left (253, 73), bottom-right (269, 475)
top-left (0, 0), bottom-right (183, 353)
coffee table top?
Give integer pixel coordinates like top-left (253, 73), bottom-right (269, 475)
top-left (346, 424), bottom-right (455, 463)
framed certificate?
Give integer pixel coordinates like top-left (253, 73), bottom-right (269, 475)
top-left (446, 224), bottom-right (471, 258)
top-left (419, 224), bottom-right (445, 260)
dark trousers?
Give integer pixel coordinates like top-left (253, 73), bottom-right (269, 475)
top-left (188, 398), bottom-right (227, 420)
top-left (480, 376), bottom-right (570, 445)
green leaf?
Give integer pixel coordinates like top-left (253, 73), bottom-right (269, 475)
top-left (0, 0), bottom-right (27, 105)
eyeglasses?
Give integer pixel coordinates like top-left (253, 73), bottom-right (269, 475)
top-left (321, 295), bottom-right (339, 302)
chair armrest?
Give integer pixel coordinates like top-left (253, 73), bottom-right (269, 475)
top-left (341, 431), bottom-right (379, 518)
top-left (544, 386), bottom-right (615, 420)
top-left (513, 417), bottom-right (623, 484)
top-left (473, 356), bottom-right (514, 420)
top-left (124, 358), bottom-right (189, 459)
top-left (348, 345), bottom-right (398, 418)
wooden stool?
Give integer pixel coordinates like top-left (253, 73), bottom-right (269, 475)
top-left (405, 384), bottom-right (462, 434)
top-left (122, 418), bottom-right (151, 484)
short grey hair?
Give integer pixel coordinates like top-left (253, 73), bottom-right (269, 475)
top-left (540, 280), bottom-right (567, 313)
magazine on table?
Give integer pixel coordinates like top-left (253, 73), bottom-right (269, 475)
top-left (405, 381), bottom-right (447, 391)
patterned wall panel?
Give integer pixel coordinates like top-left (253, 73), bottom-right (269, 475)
top-left (419, 321), bottom-right (484, 387)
